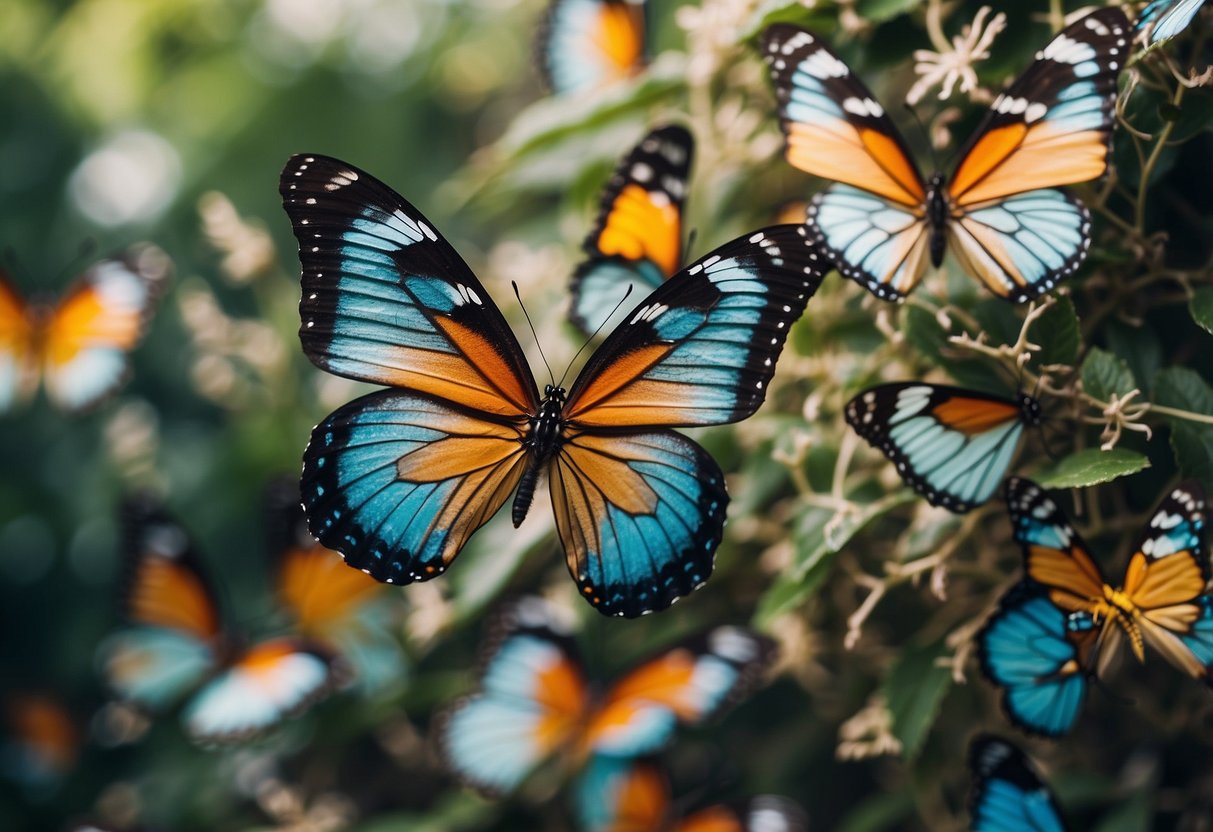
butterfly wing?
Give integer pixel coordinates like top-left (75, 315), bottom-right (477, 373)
top-left (945, 9), bottom-right (1129, 300)
top-left (968, 735), bottom-right (1068, 832)
top-left (181, 637), bottom-right (337, 745)
top-left (570, 125), bottom-right (693, 336)
top-left (1137, 0), bottom-right (1206, 45)
top-left (280, 154), bottom-right (539, 418)
top-left (576, 756), bottom-right (670, 832)
top-left (1120, 483), bottom-right (1211, 680)
top-left (762, 25), bottom-right (932, 299)
top-left (39, 244), bottom-right (170, 412)
top-left (536, 0), bottom-right (646, 95)
top-left (99, 496), bottom-right (222, 709)
top-left (558, 226), bottom-right (825, 616)
top-left (437, 598), bottom-right (591, 795)
top-left (846, 384), bottom-right (1038, 512)
top-left (977, 583), bottom-right (1091, 737)
top-left (0, 272), bottom-right (37, 413)
top-left (586, 626), bottom-right (776, 751)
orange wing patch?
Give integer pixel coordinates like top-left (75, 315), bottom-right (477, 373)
top-left (1026, 543), bottom-right (1106, 606)
top-left (931, 397), bottom-right (1020, 436)
top-left (1123, 550), bottom-right (1208, 610)
top-left (597, 184), bottom-right (681, 276)
top-left (128, 558), bottom-right (221, 640)
top-left (562, 343), bottom-right (672, 423)
top-left (606, 651), bottom-right (699, 719)
top-left (951, 124), bottom-right (1108, 206)
top-left (43, 283), bottom-right (144, 369)
top-left (596, 1), bottom-right (645, 78)
top-left (786, 122), bottom-right (925, 207)
top-left (279, 545), bottom-right (383, 634)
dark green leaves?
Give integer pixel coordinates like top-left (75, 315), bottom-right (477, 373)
top-left (1034, 448), bottom-right (1150, 489)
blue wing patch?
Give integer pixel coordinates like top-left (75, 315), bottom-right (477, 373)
top-left (969, 734), bottom-right (1068, 831)
top-left (1137, 0), bottom-right (1206, 45)
top-left (303, 389), bottom-right (528, 584)
top-left (552, 429), bottom-right (726, 617)
top-left (977, 584), bottom-right (1089, 737)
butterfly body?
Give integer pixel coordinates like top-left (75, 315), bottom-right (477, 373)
top-left (282, 154), bottom-right (826, 617)
top-left (979, 478), bottom-right (1210, 736)
top-left (763, 9), bottom-right (1129, 303)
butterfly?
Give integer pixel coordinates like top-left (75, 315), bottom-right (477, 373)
top-left (845, 382), bottom-right (1042, 512)
top-left (279, 153), bottom-right (827, 618)
top-left (761, 8), bottom-right (1130, 303)
top-left (1136, 0), bottom-right (1207, 45)
top-left (576, 755), bottom-right (807, 832)
top-left (978, 477), bottom-right (1210, 736)
top-left (0, 244), bottom-right (170, 413)
top-left (536, 0), bottom-right (647, 96)
top-left (570, 124), bottom-right (694, 336)
top-left (265, 478), bottom-right (407, 696)
top-left (436, 597), bottom-right (777, 795)
top-left (1, 693), bottom-right (79, 788)
top-left (98, 495), bottom-right (339, 744)
top-left (968, 734), bottom-right (1066, 832)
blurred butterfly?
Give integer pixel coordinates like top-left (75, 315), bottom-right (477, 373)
top-left (1137, 0), bottom-right (1207, 45)
top-left (0, 244), bottom-right (169, 413)
top-left (570, 124), bottom-right (694, 336)
top-left (969, 734), bottom-right (1066, 832)
top-left (845, 382), bottom-right (1042, 512)
top-left (536, 0), bottom-right (647, 95)
top-left (265, 478), bottom-right (407, 696)
top-left (576, 755), bottom-right (807, 832)
top-left (280, 153), bottom-right (827, 618)
top-left (978, 477), bottom-right (1210, 736)
top-left (1, 693), bottom-right (79, 789)
top-left (762, 8), bottom-right (1130, 302)
top-left (436, 597), bottom-right (776, 795)
top-left (99, 496), bottom-right (339, 744)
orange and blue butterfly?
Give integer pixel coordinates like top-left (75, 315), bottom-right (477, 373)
top-left (575, 755), bottom-right (806, 832)
top-left (846, 383), bottom-right (1042, 512)
top-left (1137, 0), bottom-right (1207, 45)
top-left (968, 735), bottom-right (1066, 832)
top-left (978, 477), bottom-right (1210, 736)
top-left (265, 478), bottom-right (406, 696)
top-left (98, 495), bottom-right (339, 744)
top-left (570, 125), bottom-right (693, 336)
top-left (536, 0), bottom-right (646, 95)
top-left (0, 244), bottom-right (169, 413)
top-left (1, 693), bottom-right (80, 789)
top-left (436, 597), bottom-right (776, 795)
top-left (762, 9), bottom-right (1130, 302)
top-left (279, 154), bottom-right (827, 617)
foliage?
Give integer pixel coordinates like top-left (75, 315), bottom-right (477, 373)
top-left (1, 0), bottom-right (1212, 830)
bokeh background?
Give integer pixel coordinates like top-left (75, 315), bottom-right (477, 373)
top-left (2, 0), bottom-right (1213, 829)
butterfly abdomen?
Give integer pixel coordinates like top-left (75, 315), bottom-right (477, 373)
top-left (513, 385), bottom-right (568, 527)
top-left (926, 175), bottom-right (949, 268)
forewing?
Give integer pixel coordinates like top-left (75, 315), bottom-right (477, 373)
top-left (551, 429), bottom-right (727, 617)
top-left (845, 384), bottom-right (1033, 512)
top-left (1137, 0), bottom-right (1205, 45)
top-left (302, 389), bottom-right (528, 585)
top-left (761, 24), bottom-right (926, 206)
top-left (0, 272), bottom-right (36, 412)
top-left (949, 9), bottom-right (1130, 206)
top-left (41, 244), bottom-right (170, 412)
top-left (968, 735), bottom-right (1068, 832)
top-left (182, 638), bottom-right (336, 745)
top-left (535, 0), bottom-right (646, 95)
top-left (1005, 478), bottom-right (1107, 606)
top-left (437, 598), bottom-right (590, 795)
top-left (564, 225), bottom-right (827, 428)
top-left (280, 154), bottom-right (539, 418)
top-left (977, 583), bottom-right (1090, 737)
top-left (571, 125), bottom-right (693, 335)
top-left (805, 185), bottom-right (931, 301)
top-left (575, 755), bottom-right (669, 832)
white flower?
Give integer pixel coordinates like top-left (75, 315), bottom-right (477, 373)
top-left (906, 6), bottom-right (1007, 106)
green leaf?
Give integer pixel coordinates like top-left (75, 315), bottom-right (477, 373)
top-left (1081, 347), bottom-right (1136, 401)
top-left (1033, 448), bottom-right (1150, 489)
top-left (855, 0), bottom-right (921, 23)
top-left (1092, 789), bottom-right (1155, 832)
top-left (1153, 368), bottom-right (1213, 483)
top-left (903, 304), bottom-right (947, 363)
top-left (1104, 319), bottom-right (1163, 393)
top-left (1190, 286), bottom-right (1213, 335)
top-left (884, 641), bottom-right (952, 759)
top-left (1032, 296), bottom-right (1081, 366)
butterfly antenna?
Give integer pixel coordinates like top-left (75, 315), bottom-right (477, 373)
top-left (556, 284), bottom-right (634, 389)
top-left (512, 281), bottom-right (555, 387)
top-left (904, 103), bottom-right (942, 173)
